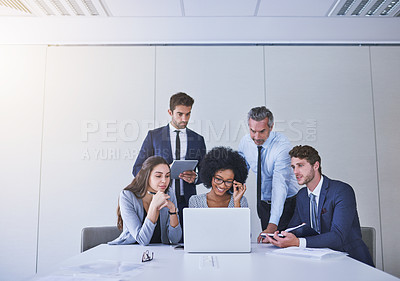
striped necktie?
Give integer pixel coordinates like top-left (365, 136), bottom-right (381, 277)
top-left (309, 193), bottom-right (319, 232)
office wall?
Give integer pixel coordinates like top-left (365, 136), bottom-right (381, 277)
top-left (0, 45), bottom-right (47, 280)
top-left (264, 46), bottom-right (382, 268)
top-left (370, 46), bottom-right (400, 277)
top-left (36, 46), bottom-right (156, 272)
top-left (154, 46), bottom-right (265, 233)
top-left (1, 45), bottom-right (399, 280)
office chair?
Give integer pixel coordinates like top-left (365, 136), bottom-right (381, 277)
top-left (81, 226), bottom-right (121, 252)
top-left (361, 226), bottom-right (376, 265)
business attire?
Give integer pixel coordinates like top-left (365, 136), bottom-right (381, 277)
top-left (133, 124), bottom-right (206, 227)
top-left (289, 175), bottom-right (374, 266)
top-left (108, 190), bottom-right (182, 246)
top-left (238, 131), bottom-right (299, 230)
top-left (188, 193), bottom-right (248, 208)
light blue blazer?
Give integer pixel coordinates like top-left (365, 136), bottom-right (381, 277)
top-left (108, 189), bottom-right (182, 246)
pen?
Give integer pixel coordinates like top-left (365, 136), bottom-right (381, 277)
top-left (284, 223), bottom-right (306, 232)
top-left (260, 223), bottom-right (306, 238)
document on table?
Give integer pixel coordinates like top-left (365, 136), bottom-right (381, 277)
top-left (34, 260), bottom-right (144, 281)
top-left (270, 247), bottom-right (347, 260)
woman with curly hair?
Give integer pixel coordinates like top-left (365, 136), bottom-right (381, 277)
top-left (189, 146), bottom-right (248, 208)
top-left (109, 156), bottom-right (182, 246)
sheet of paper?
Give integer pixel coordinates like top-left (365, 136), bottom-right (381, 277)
top-left (35, 275), bottom-right (122, 281)
top-left (33, 260), bottom-right (145, 281)
top-left (270, 247), bottom-right (347, 259)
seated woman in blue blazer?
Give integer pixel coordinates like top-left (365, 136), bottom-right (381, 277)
top-left (189, 146), bottom-right (248, 208)
top-left (109, 156), bottom-right (182, 246)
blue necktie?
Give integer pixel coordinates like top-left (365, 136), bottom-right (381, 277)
top-left (257, 146), bottom-right (262, 205)
top-left (309, 193), bottom-right (319, 232)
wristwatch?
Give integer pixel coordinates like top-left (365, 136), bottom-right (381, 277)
top-left (168, 208), bottom-right (178, 215)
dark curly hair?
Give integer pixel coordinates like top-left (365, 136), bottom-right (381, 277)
top-left (200, 146), bottom-right (248, 188)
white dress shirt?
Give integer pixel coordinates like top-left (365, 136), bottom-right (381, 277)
top-left (299, 175), bottom-right (324, 248)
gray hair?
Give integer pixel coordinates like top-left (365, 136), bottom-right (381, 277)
top-left (247, 106), bottom-right (274, 128)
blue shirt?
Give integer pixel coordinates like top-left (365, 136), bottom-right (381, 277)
top-left (238, 131), bottom-right (299, 225)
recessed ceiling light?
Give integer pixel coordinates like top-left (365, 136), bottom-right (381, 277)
top-left (337, 0), bottom-right (356, 15)
top-left (66, 0), bottom-right (84, 16)
top-left (380, 0), bottom-right (399, 15)
top-left (366, 0), bottom-right (385, 16)
top-left (50, 0), bottom-right (70, 15)
top-left (34, 0), bottom-right (55, 15)
top-left (352, 0), bottom-right (371, 15)
top-left (81, 0), bottom-right (98, 16)
top-left (0, 0), bottom-right (32, 14)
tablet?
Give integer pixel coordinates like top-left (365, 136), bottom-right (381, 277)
top-left (170, 160), bottom-right (198, 179)
top-left (260, 233), bottom-right (284, 238)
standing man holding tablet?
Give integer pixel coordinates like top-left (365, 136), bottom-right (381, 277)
top-left (133, 92), bottom-right (206, 227)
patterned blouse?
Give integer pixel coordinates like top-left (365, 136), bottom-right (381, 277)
top-left (188, 192), bottom-right (248, 208)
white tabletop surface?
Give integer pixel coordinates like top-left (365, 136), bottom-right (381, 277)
top-left (30, 243), bottom-right (398, 281)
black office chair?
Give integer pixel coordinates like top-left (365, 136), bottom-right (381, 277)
top-left (361, 226), bottom-right (376, 265)
top-left (81, 226), bottom-right (122, 252)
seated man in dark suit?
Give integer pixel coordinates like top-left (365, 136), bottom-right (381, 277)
top-left (264, 145), bottom-right (374, 267)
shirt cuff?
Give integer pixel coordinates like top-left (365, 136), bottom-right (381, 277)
top-left (269, 214), bottom-right (280, 226)
top-left (298, 238), bottom-right (306, 248)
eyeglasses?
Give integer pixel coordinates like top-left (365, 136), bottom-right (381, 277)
top-left (213, 177), bottom-right (233, 187)
top-left (142, 250), bottom-right (154, 262)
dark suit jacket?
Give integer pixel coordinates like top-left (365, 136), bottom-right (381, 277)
top-left (288, 175), bottom-right (374, 266)
top-left (132, 124), bottom-right (206, 203)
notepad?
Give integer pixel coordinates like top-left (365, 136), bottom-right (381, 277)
top-left (271, 247), bottom-right (347, 260)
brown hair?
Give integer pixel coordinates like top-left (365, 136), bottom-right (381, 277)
top-left (289, 145), bottom-right (322, 174)
top-left (169, 92), bottom-right (194, 111)
top-left (117, 156), bottom-right (170, 230)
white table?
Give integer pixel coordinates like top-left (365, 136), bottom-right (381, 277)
top-left (31, 243), bottom-right (398, 281)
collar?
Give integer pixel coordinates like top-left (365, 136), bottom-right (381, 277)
top-left (250, 131), bottom-right (276, 149)
top-left (307, 175), bottom-right (324, 198)
top-left (169, 123), bottom-right (187, 135)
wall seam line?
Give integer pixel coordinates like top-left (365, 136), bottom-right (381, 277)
top-left (263, 46), bottom-right (267, 105)
top-left (368, 46), bottom-right (385, 270)
top-left (35, 45), bottom-right (49, 273)
top-left (154, 46), bottom-right (157, 125)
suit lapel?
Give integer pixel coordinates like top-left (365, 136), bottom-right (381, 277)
top-left (318, 175), bottom-right (329, 218)
top-left (161, 125), bottom-right (173, 163)
top-left (185, 128), bottom-right (193, 159)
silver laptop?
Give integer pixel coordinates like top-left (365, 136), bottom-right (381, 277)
top-left (183, 208), bottom-right (251, 253)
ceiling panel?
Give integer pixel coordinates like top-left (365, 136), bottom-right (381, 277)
top-left (184, 0), bottom-right (259, 16)
top-left (103, 0), bottom-right (182, 17)
top-left (258, 0), bottom-right (337, 17)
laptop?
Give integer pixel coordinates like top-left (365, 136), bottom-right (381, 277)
top-left (183, 208), bottom-right (251, 253)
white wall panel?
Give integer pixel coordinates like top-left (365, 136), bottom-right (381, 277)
top-left (370, 46), bottom-right (400, 277)
top-left (264, 46), bottom-right (382, 268)
top-left (37, 46), bottom-right (156, 273)
top-left (155, 46), bottom-right (265, 238)
top-left (0, 45), bottom-right (46, 280)
top-left (2, 44), bottom-right (398, 280)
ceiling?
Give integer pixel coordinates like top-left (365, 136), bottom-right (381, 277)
top-left (0, 0), bottom-right (400, 44)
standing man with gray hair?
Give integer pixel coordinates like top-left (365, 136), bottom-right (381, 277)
top-left (238, 106), bottom-right (299, 241)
